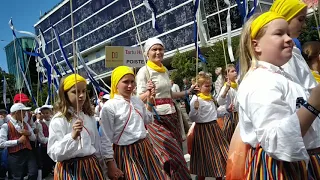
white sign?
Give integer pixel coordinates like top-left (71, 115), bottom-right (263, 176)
top-left (105, 46), bottom-right (145, 67)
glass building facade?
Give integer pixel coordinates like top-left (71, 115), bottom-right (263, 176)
top-left (4, 37), bottom-right (37, 89)
top-left (34, 0), bottom-right (273, 79)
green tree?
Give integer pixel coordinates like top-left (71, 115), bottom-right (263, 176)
top-left (0, 68), bottom-right (16, 109)
top-left (299, 10), bottom-right (320, 44)
top-left (170, 36), bottom-right (240, 84)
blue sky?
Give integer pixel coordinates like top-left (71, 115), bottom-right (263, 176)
top-left (0, 0), bottom-right (61, 72)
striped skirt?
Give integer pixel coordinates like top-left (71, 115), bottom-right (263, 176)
top-left (147, 113), bottom-right (191, 180)
top-left (223, 112), bottom-right (238, 143)
top-left (190, 121), bottom-right (229, 177)
top-left (54, 155), bottom-right (104, 180)
top-left (245, 146), bottom-right (320, 180)
top-left (113, 138), bottom-right (166, 180)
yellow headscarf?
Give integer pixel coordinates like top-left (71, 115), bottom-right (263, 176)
top-left (198, 93), bottom-right (213, 101)
top-left (270, 0), bottom-right (307, 21)
top-left (147, 60), bottom-right (166, 73)
top-left (251, 12), bottom-right (285, 39)
top-left (110, 66), bottom-right (135, 99)
top-left (312, 71), bottom-right (320, 83)
top-left (63, 74), bottom-right (87, 91)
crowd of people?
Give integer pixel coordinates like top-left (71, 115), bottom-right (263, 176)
top-left (0, 0), bottom-right (320, 179)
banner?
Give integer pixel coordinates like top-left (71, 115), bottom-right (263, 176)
top-left (105, 47), bottom-right (145, 67)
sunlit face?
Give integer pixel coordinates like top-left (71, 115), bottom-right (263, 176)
top-left (227, 67), bottom-right (237, 82)
top-left (288, 8), bottom-right (307, 38)
top-left (36, 113), bottom-right (42, 120)
top-left (66, 82), bottom-right (87, 112)
top-left (117, 74), bottom-right (135, 99)
top-left (253, 19), bottom-right (293, 67)
top-left (200, 80), bottom-right (212, 95)
top-left (41, 109), bottom-right (51, 121)
top-left (147, 44), bottom-right (164, 64)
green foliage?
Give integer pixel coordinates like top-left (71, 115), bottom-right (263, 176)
top-left (0, 68), bottom-right (16, 109)
top-left (299, 10), bottom-right (320, 45)
top-left (170, 36), bottom-right (240, 85)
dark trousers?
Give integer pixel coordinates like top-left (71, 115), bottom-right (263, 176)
top-left (0, 148), bottom-right (7, 179)
top-left (40, 147), bottom-right (55, 178)
top-left (184, 99), bottom-right (190, 114)
top-left (8, 149), bottom-right (37, 180)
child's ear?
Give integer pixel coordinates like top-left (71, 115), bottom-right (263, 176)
top-left (252, 39), bottom-right (261, 54)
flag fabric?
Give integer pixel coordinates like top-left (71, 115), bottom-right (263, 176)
top-left (3, 77), bottom-right (7, 109)
top-left (143, 0), bottom-right (162, 33)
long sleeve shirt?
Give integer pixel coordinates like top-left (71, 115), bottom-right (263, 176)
top-left (37, 119), bottom-right (50, 144)
top-left (47, 112), bottom-right (105, 162)
top-left (99, 95), bottom-right (154, 159)
top-left (0, 117), bottom-right (36, 148)
top-left (217, 85), bottom-right (238, 114)
top-left (136, 66), bottom-right (176, 115)
top-left (171, 84), bottom-right (180, 93)
top-left (189, 95), bottom-right (218, 123)
top-left (238, 61), bottom-right (320, 162)
top-left (282, 46), bottom-right (317, 91)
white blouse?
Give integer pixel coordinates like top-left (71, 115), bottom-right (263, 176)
top-left (99, 95), bottom-right (153, 159)
top-left (282, 46), bottom-right (317, 91)
top-left (136, 65), bottom-right (176, 115)
top-left (189, 95), bottom-right (218, 123)
top-left (217, 85), bottom-right (238, 114)
top-left (238, 61), bottom-right (320, 162)
top-left (47, 112), bottom-right (104, 162)
top-left (37, 119), bottom-right (50, 144)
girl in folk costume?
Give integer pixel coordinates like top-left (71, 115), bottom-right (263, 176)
top-left (217, 64), bottom-right (238, 142)
top-left (189, 73), bottom-right (229, 180)
top-left (99, 66), bottom-right (165, 180)
top-left (37, 105), bottom-right (55, 178)
top-left (302, 41), bottom-right (320, 83)
top-left (270, 0), bottom-right (317, 91)
top-left (136, 38), bottom-right (193, 179)
top-left (238, 11), bottom-right (320, 179)
top-left (0, 103), bottom-right (38, 180)
top-left (47, 74), bottom-right (105, 180)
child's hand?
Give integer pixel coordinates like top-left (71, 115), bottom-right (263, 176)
top-left (225, 80), bottom-right (231, 90)
top-left (107, 161), bottom-right (124, 180)
top-left (19, 129), bottom-right (31, 136)
top-left (18, 135), bottom-right (28, 144)
top-left (146, 80), bottom-right (155, 91)
top-left (71, 119), bottom-right (83, 140)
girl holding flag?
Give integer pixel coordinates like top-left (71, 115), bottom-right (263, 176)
top-left (217, 64), bottom-right (238, 142)
top-left (47, 74), bottom-right (105, 180)
top-left (99, 66), bottom-right (165, 180)
top-left (237, 10), bottom-right (320, 179)
top-left (189, 73), bottom-right (229, 180)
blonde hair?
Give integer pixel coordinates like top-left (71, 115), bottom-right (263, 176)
top-left (222, 64), bottom-right (236, 82)
top-left (239, 13), bottom-right (267, 81)
top-left (196, 73), bottom-right (212, 87)
top-left (302, 41), bottom-right (320, 64)
top-left (54, 77), bottom-right (94, 121)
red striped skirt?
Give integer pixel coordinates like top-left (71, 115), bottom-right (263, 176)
top-left (113, 138), bottom-right (166, 180)
top-left (147, 113), bottom-right (191, 180)
top-left (245, 146), bottom-right (320, 180)
top-left (190, 121), bottom-right (229, 177)
top-left (54, 155), bottom-right (104, 180)
top-left (223, 112), bottom-right (238, 143)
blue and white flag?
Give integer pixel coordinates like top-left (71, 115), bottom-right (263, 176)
top-left (194, 0), bottom-right (207, 63)
top-left (52, 26), bottom-right (75, 73)
top-left (18, 61), bottom-right (38, 107)
top-left (144, 0), bottom-right (161, 33)
top-left (3, 77), bottom-right (6, 109)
